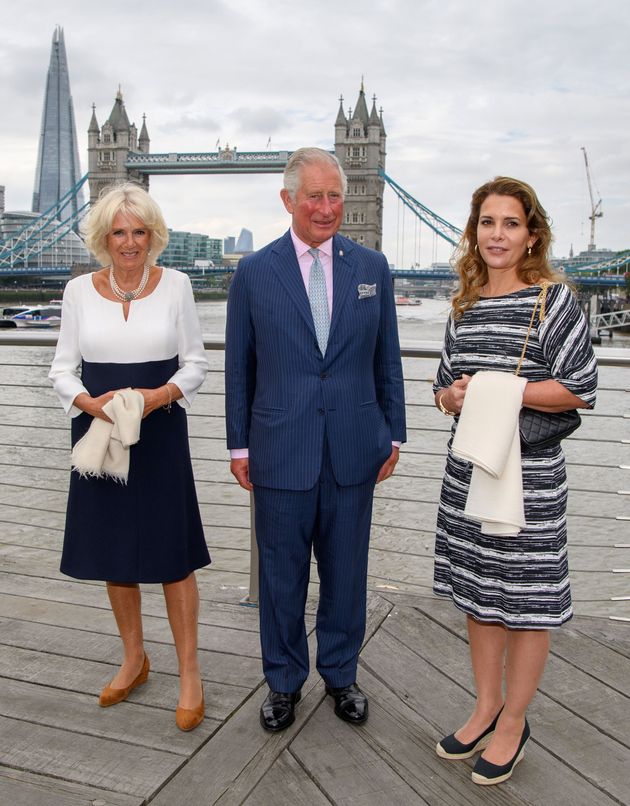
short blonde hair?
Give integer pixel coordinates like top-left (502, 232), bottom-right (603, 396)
top-left (83, 183), bottom-right (169, 266)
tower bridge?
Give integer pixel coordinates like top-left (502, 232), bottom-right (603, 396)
top-left (88, 83), bottom-right (387, 252)
top-left (2, 47), bottom-right (629, 284)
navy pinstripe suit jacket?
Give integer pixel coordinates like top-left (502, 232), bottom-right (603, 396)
top-left (225, 230), bottom-right (406, 490)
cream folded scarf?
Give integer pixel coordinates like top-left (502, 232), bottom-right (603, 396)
top-left (452, 371), bottom-right (528, 536)
top-left (71, 388), bottom-right (145, 483)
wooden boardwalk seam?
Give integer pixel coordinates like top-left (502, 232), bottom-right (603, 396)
top-left (0, 345), bottom-right (628, 805)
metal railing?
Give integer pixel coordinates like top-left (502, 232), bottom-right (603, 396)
top-left (1, 333), bottom-right (628, 619)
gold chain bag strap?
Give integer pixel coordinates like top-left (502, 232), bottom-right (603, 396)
top-left (516, 281), bottom-right (581, 452)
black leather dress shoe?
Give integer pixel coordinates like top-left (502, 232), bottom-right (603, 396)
top-left (259, 689), bottom-right (301, 732)
top-left (325, 683), bottom-right (368, 724)
top-left (472, 718), bottom-right (530, 785)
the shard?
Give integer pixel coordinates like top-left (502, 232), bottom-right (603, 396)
top-left (32, 27), bottom-right (85, 216)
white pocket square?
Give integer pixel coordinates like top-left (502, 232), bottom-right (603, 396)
top-left (358, 283), bottom-right (376, 299)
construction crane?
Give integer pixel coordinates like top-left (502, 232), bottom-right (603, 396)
top-left (581, 147), bottom-right (603, 251)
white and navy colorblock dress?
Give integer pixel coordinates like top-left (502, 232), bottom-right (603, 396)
top-left (50, 269), bottom-right (211, 583)
top-left (433, 284), bottom-right (597, 628)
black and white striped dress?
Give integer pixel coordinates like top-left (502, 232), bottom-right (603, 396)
top-left (433, 283), bottom-right (597, 628)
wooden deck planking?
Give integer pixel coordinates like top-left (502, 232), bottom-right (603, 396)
top-left (0, 589), bottom-right (262, 658)
top-left (148, 596), bottom-right (392, 806)
top-left (0, 616), bottom-right (261, 691)
top-left (290, 704), bottom-right (430, 806)
top-left (360, 604), bottom-right (624, 806)
top-left (241, 750), bottom-right (332, 806)
top-left (0, 714), bottom-right (186, 797)
top-left (404, 599), bottom-right (630, 803)
top-left (0, 767), bottom-right (143, 806)
top-left (0, 643), bottom-right (247, 721)
top-left (0, 676), bottom-right (218, 752)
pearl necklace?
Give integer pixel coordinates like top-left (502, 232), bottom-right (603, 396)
top-left (109, 264), bottom-right (150, 302)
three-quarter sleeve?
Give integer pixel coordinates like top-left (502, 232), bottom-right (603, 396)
top-left (538, 283), bottom-right (598, 408)
top-left (168, 273), bottom-right (209, 407)
top-left (432, 313), bottom-right (457, 395)
top-left (48, 278), bottom-right (89, 417)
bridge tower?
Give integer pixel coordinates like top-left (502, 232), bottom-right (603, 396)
top-left (334, 82), bottom-right (386, 252)
top-left (87, 89), bottom-right (150, 204)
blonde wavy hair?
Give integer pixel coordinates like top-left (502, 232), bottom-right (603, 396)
top-left (451, 176), bottom-right (564, 319)
top-left (83, 182), bottom-right (169, 266)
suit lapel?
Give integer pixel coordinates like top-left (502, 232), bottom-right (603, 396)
top-left (329, 235), bottom-right (356, 344)
top-left (270, 231), bottom-right (316, 339)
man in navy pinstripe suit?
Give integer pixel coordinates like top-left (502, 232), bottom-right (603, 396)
top-left (225, 148), bottom-right (406, 732)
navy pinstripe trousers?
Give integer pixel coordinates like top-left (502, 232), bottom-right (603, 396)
top-left (253, 438), bottom-right (376, 693)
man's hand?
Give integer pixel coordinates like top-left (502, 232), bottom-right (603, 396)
top-left (231, 458), bottom-right (253, 491)
top-left (376, 446), bottom-right (399, 484)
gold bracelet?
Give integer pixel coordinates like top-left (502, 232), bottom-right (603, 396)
top-left (437, 391), bottom-right (456, 416)
top-left (162, 383), bottom-right (172, 413)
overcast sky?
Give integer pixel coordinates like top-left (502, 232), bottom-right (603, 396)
top-left (1, 0), bottom-right (628, 266)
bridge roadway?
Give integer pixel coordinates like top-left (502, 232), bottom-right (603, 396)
top-left (0, 264), bottom-right (627, 287)
top-left (0, 334), bottom-right (628, 805)
top-left (125, 150), bottom-right (293, 175)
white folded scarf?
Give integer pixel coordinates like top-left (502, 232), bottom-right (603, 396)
top-left (71, 388), bottom-right (145, 483)
top-left (452, 371), bottom-right (528, 536)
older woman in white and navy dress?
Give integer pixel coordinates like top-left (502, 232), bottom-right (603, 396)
top-left (49, 183), bottom-right (210, 731)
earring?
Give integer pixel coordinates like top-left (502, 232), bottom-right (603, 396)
top-left (474, 244), bottom-right (478, 253)
top-left (527, 246), bottom-right (532, 256)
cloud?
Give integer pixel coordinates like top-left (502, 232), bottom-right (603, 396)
top-left (1, 0), bottom-right (628, 263)
top-left (228, 106), bottom-right (290, 136)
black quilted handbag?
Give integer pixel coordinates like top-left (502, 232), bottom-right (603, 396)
top-left (519, 407), bottom-right (581, 452)
top-left (515, 282), bottom-right (582, 452)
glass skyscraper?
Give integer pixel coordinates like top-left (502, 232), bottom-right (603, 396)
top-left (160, 230), bottom-right (223, 267)
top-left (32, 27), bottom-right (85, 217)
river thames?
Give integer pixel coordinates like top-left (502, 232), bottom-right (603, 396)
top-left (195, 296), bottom-right (630, 350)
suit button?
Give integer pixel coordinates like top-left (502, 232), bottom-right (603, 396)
top-left (318, 408), bottom-right (325, 415)
top-left (320, 373), bottom-right (328, 380)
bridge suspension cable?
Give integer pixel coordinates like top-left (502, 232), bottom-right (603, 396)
top-left (560, 252), bottom-right (630, 275)
top-left (380, 170), bottom-right (463, 247)
top-left (0, 174), bottom-right (89, 269)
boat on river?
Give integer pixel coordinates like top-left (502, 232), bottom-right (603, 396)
top-left (0, 306), bottom-right (29, 328)
top-left (10, 304), bottom-right (62, 329)
top-left (395, 296), bottom-right (422, 306)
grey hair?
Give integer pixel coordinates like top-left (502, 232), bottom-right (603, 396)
top-left (83, 182), bottom-right (169, 266)
top-left (283, 147), bottom-right (347, 199)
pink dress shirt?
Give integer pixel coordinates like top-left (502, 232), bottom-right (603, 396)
top-left (291, 229), bottom-right (334, 318)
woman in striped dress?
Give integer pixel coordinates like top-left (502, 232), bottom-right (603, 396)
top-left (432, 177), bottom-right (597, 785)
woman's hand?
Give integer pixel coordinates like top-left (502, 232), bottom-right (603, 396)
top-left (135, 383), bottom-right (181, 418)
top-left (73, 391), bottom-right (116, 422)
top-left (436, 374), bottom-right (471, 415)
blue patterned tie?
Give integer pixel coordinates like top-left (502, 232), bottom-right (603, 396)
top-left (308, 247), bottom-right (330, 354)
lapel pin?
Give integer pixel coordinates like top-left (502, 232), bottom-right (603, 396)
top-left (338, 249), bottom-right (344, 257)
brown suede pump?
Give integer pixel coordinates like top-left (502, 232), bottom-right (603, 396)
top-left (176, 688), bottom-right (205, 732)
top-left (98, 653), bottom-right (150, 707)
